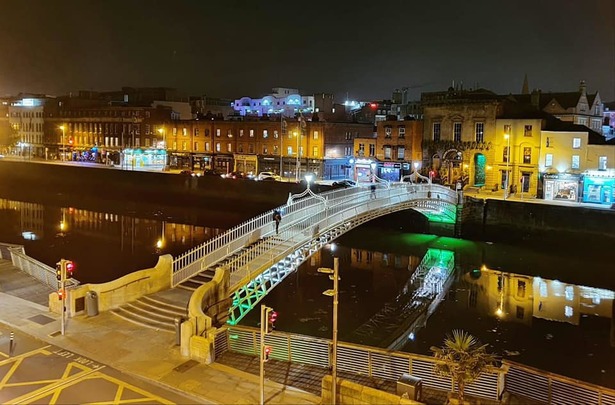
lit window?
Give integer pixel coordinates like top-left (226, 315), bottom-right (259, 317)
top-left (571, 155), bottom-right (580, 169)
top-left (287, 146), bottom-right (293, 155)
top-left (263, 130), bottom-right (268, 138)
top-left (313, 131), bottom-right (319, 140)
top-left (274, 130), bottom-right (279, 139)
top-left (205, 142), bottom-right (210, 151)
top-left (385, 127), bottom-right (392, 138)
top-left (475, 122), bottom-right (484, 143)
top-left (239, 129), bottom-right (244, 137)
top-left (216, 142), bottom-right (221, 152)
top-left (228, 129), bottom-right (233, 138)
top-left (572, 137), bottom-right (581, 149)
top-left (539, 281), bottom-right (548, 297)
top-left (398, 147), bottom-right (405, 159)
top-left (384, 146), bottom-right (392, 159)
top-left (545, 153), bottom-right (553, 167)
top-left (182, 141), bottom-right (187, 151)
top-left (504, 124), bottom-right (511, 134)
top-left (250, 129), bottom-right (254, 137)
top-left (565, 306), bottom-right (573, 318)
top-left (565, 285), bottom-right (574, 301)
top-left (216, 129), bottom-right (221, 137)
top-left (524, 125), bottom-right (532, 137)
top-left (399, 127), bottom-right (405, 138)
top-left (182, 128), bottom-right (187, 136)
top-left (523, 147), bottom-right (531, 164)
top-left (599, 156), bottom-right (607, 170)
top-left (312, 146), bottom-right (318, 157)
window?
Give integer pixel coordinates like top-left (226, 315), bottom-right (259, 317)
top-left (182, 128), bottom-right (187, 136)
top-left (398, 127), bottom-right (405, 138)
top-left (239, 129), bottom-right (243, 137)
top-left (384, 146), bottom-right (392, 159)
top-left (238, 143), bottom-right (243, 153)
top-left (194, 142), bottom-right (198, 151)
top-left (227, 129), bottom-right (233, 138)
top-left (216, 129), bottom-right (221, 137)
top-left (385, 127), bottom-right (392, 138)
top-left (432, 122), bottom-right (441, 142)
top-left (263, 130), bottom-right (268, 138)
top-left (453, 122), bottom-right (462, 142)
top-left (205, 129), bottom-right (210, 137)
top-left (263, 145), bottom-right (268, 154)
top-left (313, 131), bottom-right (319, 140)
top-left (571, 155), bottom-right (580, 169)
top-left (475, 122), bottom-right (484, 143)
top-left (546, 137), bottom-right (551, 147)
top-left (205, 142), bottom-right (210, 151)
top-left (398, 147), bottom-right (405, 159)
top-left (312, 146), bottom-right (318, 157)
top-left (565, 306), bottom-right (573, 318)
top-left (182, 141), bottom-right (187, 151)
top-left (503, 146), bottom-right (509, 163)
top-left (369, 144), bottom-right (375, 156)
top-left (250, 129), bottom-right (254, 137)
top-left (523, 147), bottom-right (531, 164)
top-left (287, 146), bottom-right (293, 155)
top-left (524, 125), bottom-right (532, 137)
top-left (516, 306), bottom-right (524, 320)
top-left (572, 137), bottom-right (581, 149)
top-left (216, 142), bottom-right (221, 152)
top-left (517, 280), bottom-right (526, 298)
top-left (344, 146), bottom-right (351, 156)
top-left (358, 143), bottom-right (365, 153)
top-left (504, 124), bottom-right (512, 134)
top-left (274, 130), bottom-right (279, 139)
top-left (599, 156), bottom-right (607, 170)
top-left (193, 128), bottom-right (199, 136)
top-left (545, 153), bottom-right (553, 167)
top-left (565, 286), bottom-right (574, 301)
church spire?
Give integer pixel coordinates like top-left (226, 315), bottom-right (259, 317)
top-left (522, 73), bottom-right (529, 94)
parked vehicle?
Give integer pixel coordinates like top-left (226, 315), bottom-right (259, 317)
top-left (222, 171), bottom-right (246, 179)
top-left (202, 169), bottom-right (222, 176)
top-left (256, 172), bottom-right (280, 181)
top-left (332, 179), bottom-right (357, 188)
top-left (179, 170), bottom-right (200, 177)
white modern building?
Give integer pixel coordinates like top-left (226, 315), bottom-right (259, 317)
top-left (233, 87), bottom-right (316, 117)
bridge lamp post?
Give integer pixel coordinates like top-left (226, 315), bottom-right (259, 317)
top-left (305, 173), bottom-right (313, 190)
top-left (318, 256), bottom-right (339, 405)
top-left (413, 161), bottom-right (419, 183)
top-left (504, 133), bottom-right (510, 199)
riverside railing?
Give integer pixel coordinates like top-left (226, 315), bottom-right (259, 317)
top-left (172, 183), bottom-right (457, 287)
top-left (217, 325), bottom-right (502, 401)
top-left (0, 243), bottom-right (79, 289)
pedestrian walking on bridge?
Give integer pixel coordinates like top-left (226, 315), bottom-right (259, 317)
top-left (273, 210), bottom-right (282, 235)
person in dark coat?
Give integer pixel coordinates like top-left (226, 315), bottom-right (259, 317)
top-left (272, 210), bottom-right (282, 234)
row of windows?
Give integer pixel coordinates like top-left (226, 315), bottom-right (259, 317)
top-left (432, 123), bottom-right (534, 142)
top-left (544, 153), bottom-right (608, 170)
top-left (503, 146), bottom-right (533, 164)
top-left (10, 111), bottom-right (44, 118)
top-left (60, 110), bottom-right (152, 118)
top-left (384, 127), bottom-right (405, 138)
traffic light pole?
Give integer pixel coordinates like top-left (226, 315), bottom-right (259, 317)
top-left (259, 304), bottom-right (266, 405)
top-left (60, 259), bottom-right (66, 336)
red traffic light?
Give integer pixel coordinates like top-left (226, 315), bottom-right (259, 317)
top-left (268, 311), bottom-right (278, 323)
top-left (65, 261), bottom-right (75, 277)
top-left (264, 345), bottom-right (272, 362)
top-left (369, 103), bottom-right (377, 109)
top-left (58, 288), bottom-right (65, 300)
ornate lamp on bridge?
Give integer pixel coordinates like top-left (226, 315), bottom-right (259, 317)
top-left (504, 133), bottom-right (510, 199)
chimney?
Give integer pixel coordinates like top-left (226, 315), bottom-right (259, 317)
top-left (579, 80), bottom-right (587, 94)
top-left (531, 89), bottom-right (541, 109)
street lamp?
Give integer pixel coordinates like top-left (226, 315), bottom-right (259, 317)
top-left (318, 256), bottom-right (339, 405)
top-left (305, 173), bottom-right (313, 190)
top-left (59, 125), bottom-right (65, 161)
top-left (504, 133), bottom-right (510, 199)
top-left (158, 127), bottom-right (167, 170)
top-left (413, 161), bottom-right (419, 184)
top-left (280, 112), bottom-right (286, 180)
top-left (294, 130), bottom-right (300, 182)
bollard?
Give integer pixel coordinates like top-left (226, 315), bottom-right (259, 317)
top-left (9, 331), bottom-right (15, 356)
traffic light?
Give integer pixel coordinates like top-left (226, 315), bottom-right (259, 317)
top-left (57, 288), bottom-right (65, 300)
top-left (264, 308), bottom-right (277, 334)
top-left (263, 345), bottom-right (272, 362)
top-left (56, 263), bottom-right (62, 281)
top-left (65, 261), bottom-right (75, 278)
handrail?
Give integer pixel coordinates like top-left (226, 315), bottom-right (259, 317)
top-left (172, 183), bottom-right (458, 286)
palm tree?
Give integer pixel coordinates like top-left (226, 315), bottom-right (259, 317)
top-left (430, 330), bottom-right (497, 403)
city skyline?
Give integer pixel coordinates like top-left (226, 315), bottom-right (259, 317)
top-left (0, 0), bottom-right (614, 101)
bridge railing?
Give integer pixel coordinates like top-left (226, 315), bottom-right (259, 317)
top-left (226, 184), bottom-right (458, 290)
top-left (173, 183), bottom-right (457, 287)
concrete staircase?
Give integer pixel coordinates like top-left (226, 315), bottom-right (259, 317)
top-left (110, 238), bottom-right (275, 331)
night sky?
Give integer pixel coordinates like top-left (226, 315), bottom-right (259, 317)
top-left (1, 0), bottom-right (614, 101)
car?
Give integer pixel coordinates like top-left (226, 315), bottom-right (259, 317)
top-left (256, 172), bottom-right (281, 181)
top-left (202, 169), bottom-right (222, 176)
top-left (179, 170), bottom-right (200, 177)
top-left (332, 179), bottom-right (357, 188)
top-left (222, 171), bottom-right (246, 179)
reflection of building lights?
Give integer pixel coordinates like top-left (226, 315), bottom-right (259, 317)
top-left (156, 239), bottom-right (163, 249)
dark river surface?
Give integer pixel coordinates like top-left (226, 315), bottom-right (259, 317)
top-left (0, 192), bottom-right (613, 389)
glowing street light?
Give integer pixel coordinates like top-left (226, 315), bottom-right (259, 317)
top-left (504, 133), bottom-right (510, 199)
top-left (59, 125), bottom-right (65, 161)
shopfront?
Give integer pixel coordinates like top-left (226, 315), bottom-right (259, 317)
top-left (236, 154), bottom-right (258, 175)
top-left (379, 162), bottom-right (404, 182)
top-left (581, 170), bottom-right (615, 205)
top-left (354, 158), bottom-right (377, 184)
top-left (541, 173), bottom-right (580, 202)
top-left (122, 148), bottom-right (167, 171)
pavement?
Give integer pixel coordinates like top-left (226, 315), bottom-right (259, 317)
top-left (0, 262), bottom-right (321, 405)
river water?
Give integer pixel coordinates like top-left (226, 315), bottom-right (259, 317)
top-left (0, 194), bottom-right (613, 389)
